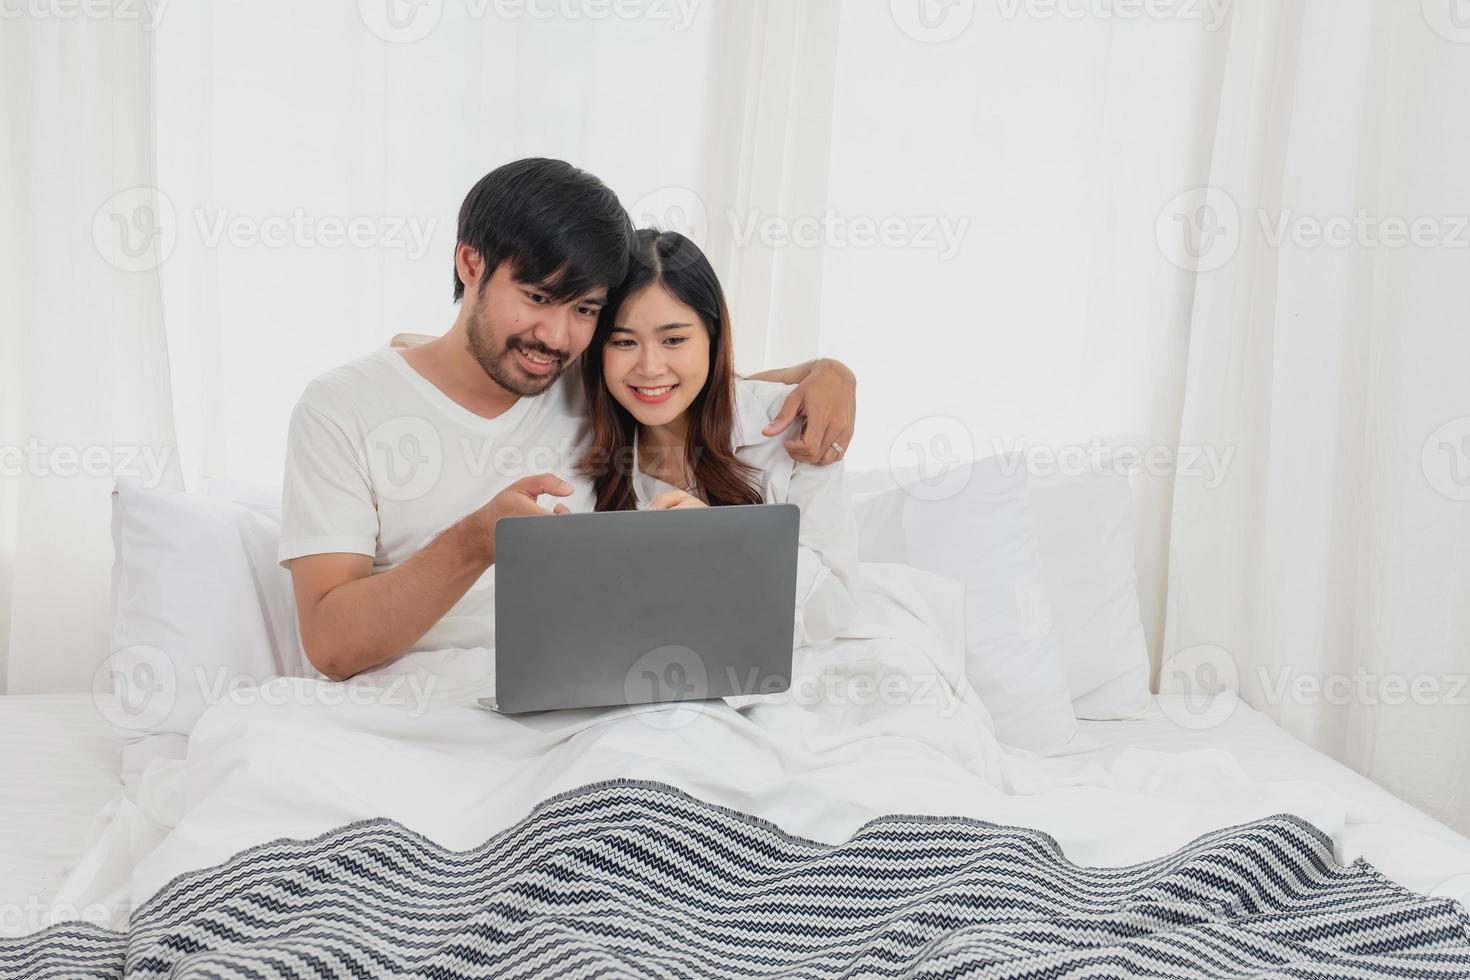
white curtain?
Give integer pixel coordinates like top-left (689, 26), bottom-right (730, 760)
top-left (1, 11), bottom-right (182, 694)
top-left (688, 0), bottom-right (842, 374)
top-left (812, 3), bottom-right (1230, 662)
top-left (1162, 0), bottom-right (1470, 833)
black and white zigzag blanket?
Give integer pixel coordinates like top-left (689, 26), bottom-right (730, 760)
top-left (4, 780), bottom-right (1469, 979)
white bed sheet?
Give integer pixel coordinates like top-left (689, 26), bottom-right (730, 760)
top-left (0, 693), bottom-right (122, 937)
top-left (1074, 693), bottom-right (1470, 910)
top-left (1079, 694), bottom-right (1468, 851)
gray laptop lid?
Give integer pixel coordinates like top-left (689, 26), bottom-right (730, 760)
top-left (492, 503), bottom-right (800, 714)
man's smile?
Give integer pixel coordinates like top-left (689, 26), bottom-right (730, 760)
top-left (516, 347), bottom-right (558, 375)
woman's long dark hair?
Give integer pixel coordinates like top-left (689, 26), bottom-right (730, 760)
top-left (578, 229), bottom-right (763, 511)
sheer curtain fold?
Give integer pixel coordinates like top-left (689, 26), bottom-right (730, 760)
top-left (1164, 0), bottom-right (1470, 832)
top-left (693, 0), bottom-right (842, 375)
top-left (1, 14), bottom-right (182, 694)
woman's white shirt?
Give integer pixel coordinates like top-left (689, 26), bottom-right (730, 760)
top-left (629, 378), bottom-right (861, 646)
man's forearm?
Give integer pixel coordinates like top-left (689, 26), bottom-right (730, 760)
top-left (746, 359), bottom-right (820, 386)
top-left (304, 517), bottom-right (492, 680)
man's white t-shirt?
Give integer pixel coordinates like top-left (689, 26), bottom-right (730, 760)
top-left (278, 345), bottom-right (592, 693)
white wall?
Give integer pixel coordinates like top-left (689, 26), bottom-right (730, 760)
top-left (813, 5), bottom-right (1230, 666)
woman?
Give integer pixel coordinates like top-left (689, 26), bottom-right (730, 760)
top-left (578, 229), bottom-right (859, 646)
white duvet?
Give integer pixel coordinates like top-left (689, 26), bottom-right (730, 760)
top-left (55, 563), bottom-right (1470, 930)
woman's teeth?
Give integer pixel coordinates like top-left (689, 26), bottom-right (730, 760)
top-left (630, 383), bottom-right (679, 404)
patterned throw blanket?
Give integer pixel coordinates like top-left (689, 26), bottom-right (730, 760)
top-left (5, 780), bottom-right (1469, 979)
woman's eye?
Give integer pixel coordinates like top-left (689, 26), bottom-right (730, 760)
top-left (664, 336), bottom-right (686, 347)
top-left (611, 339), bottom-right (636, 349)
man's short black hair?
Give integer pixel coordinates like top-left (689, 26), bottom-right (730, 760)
top-left (453, 158), bottom-right (634, 304)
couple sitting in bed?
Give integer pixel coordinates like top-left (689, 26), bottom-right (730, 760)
top-left (280, 157), bottom-right (860, 690)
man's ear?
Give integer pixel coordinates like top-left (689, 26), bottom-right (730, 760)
top-left (455, 243), bottom-right (485, 293)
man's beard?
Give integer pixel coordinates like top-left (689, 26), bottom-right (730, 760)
top-left (465, 305), bottom-right (568, 397)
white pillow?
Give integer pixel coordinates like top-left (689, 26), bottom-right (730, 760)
top-left (1027, 471), bottom-right (1151, 719)
top-left (850, 456), bottom-right (1081, 752)
top-left (109, 478), bottom-right (306, 770)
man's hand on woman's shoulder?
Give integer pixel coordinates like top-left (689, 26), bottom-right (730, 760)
top-left (757, 358), bottom-right (856, 466)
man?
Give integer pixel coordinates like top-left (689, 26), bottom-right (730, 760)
top-left (280, 158), bottom-right (856, 684)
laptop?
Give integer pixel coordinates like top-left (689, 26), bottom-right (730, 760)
top-left (482, 503), bottom-right (800, 714)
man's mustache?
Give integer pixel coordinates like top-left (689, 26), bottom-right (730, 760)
top-left (506, 336), bottom-right (568, 363)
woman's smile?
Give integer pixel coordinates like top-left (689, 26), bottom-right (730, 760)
top-left (629, 383), bottom-right (679, 404)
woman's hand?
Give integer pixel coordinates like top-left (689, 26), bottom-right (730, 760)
top-left (648, 489), bottom-right (708, 510)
